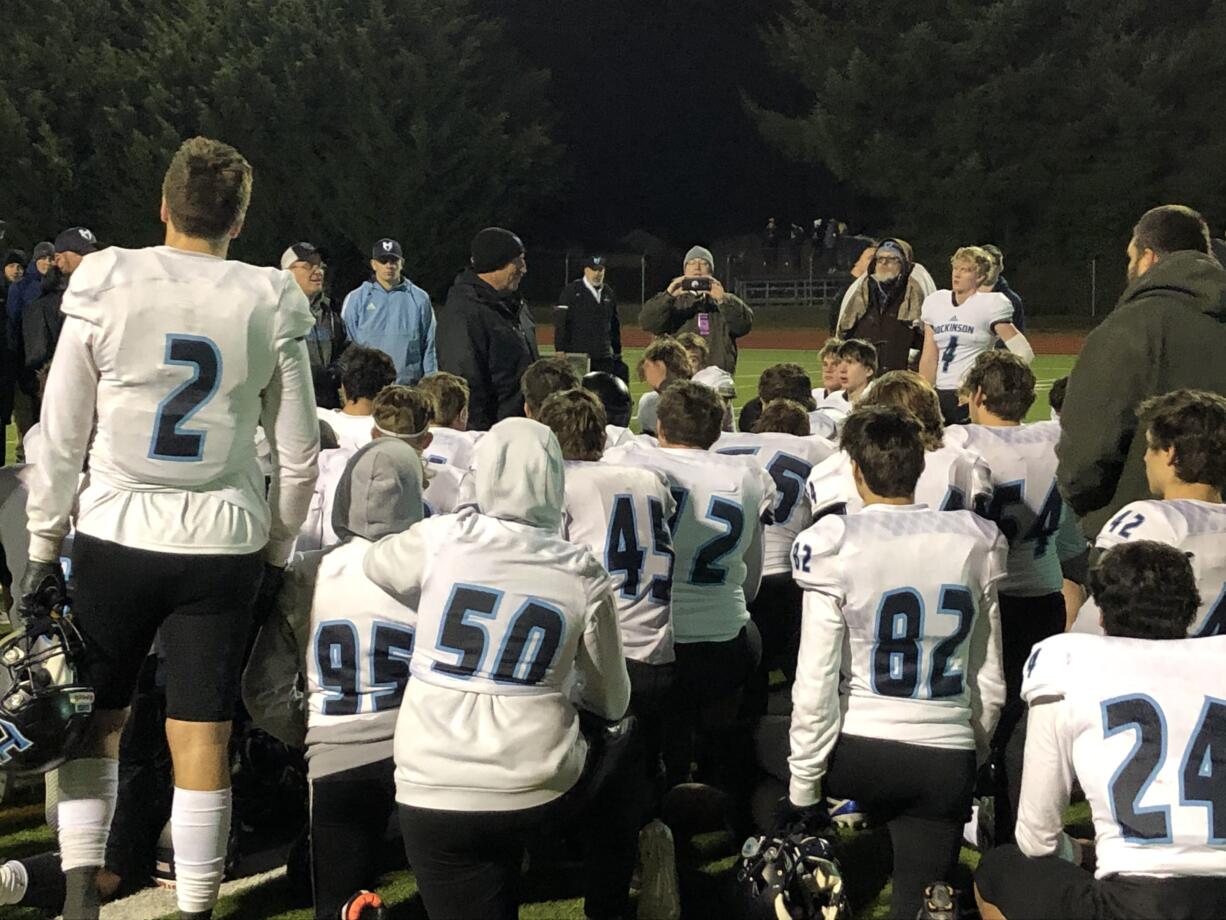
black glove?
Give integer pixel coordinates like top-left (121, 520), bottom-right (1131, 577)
top-left (252, 563), bottom-right (286, 628)
top-left (772, 796), bottom-right (831, 835)
top-left (17, 559), bottom-right (66, 626)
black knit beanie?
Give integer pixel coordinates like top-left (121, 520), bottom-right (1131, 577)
top-left (470, 227), bottom-right (524, 273)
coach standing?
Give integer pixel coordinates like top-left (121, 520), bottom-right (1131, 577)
top-left (436, 227), bottom-right (539, 430)
top-left (1057, 204), bottom-right (1226, 536)
top-left (341, 238), bottom-right (436, 385)
top-left (554, 254), bottom-right (628, 381)
top-left (640, 245), bottom-right (752, 373)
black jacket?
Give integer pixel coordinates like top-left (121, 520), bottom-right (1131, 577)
top-left (994, 276), bottom-right (1025, 331)
top-left (1057, 250), bottom-right (1226, 536)
top-left (22, 270), bottom-right (67, 380)
top-left (554, 279), bottom-right (621, 363)
top-left (436, 269), bottom-right (539, 431)
top-left (305, 295), bottom-right (348, 409)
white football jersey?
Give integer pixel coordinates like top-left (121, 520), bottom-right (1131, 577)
top-left (561, 461), bottom-right (677, 664)
top-left (423, 427), bottom-right (482, 470)
top-left (298, 540), bottom-right (417, 735)
top-left (27, 246), bottom-right (318, 563)
top-left (714, 432), bottom-right (837, 575)
top-left (318, 408), bottom-right (374, 453)
top-left (295, 447), bottom-right (354, 555)
top-left (422, 463), bottom-right (465, 518)
top-left (605, 425), bottom-right (656, 450)
top-left (790, 506), bottom-right (1006, 758)
top-left (806, 411), bottom-right (839, 440)
top-left (946, 422), bottom-right (1085, 597)
top-left (805, 446), bottom-right (990, 519)
top-left (603, 443), bottom-right (776, 643)
top-left (1092, 500), bottom-right (1226, 637)
top-left (921, 290), bottom-right (1013, 390)
top-left (1020, 633), bottom-right (1226, 878)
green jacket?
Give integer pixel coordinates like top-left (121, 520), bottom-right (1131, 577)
top-left (1056, 250), bottom-right (1226, 537)
top-left (638, 291), bottom-right (753, 373)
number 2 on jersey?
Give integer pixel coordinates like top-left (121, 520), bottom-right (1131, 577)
top-left (149, 334), bottom-right (222, 462)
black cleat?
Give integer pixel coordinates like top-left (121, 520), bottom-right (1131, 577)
top-left (916, 882), bottom-right (958, 920)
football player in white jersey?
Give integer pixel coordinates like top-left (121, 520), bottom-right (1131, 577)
top-left (362, 419), bottom-right (629, 920)
top-left (948, 351), bottom-right (1089, 842)
top-left (739, 363), bottom-right (838, 442)
top-left (316, 344), bottom-right (396, 452)
top-left (811, 337), bottom-right (843, 403)
top-left (919, 246), bottom-right (1033, 424)
top-left (21, 138), bottom-right (319, 920)
top-left (715, 399), bottom-right (835, 680)
top-left (579, 370), bottom-right (640, 449)
top-left (604, 381), bottom-right (775, 793)
top-left (244, 438), bottom-right (422, 920)
top-left (415, 371), bottom-right (483, 469)
top-left (635, 336), bottom-right (694, 438)
top-left (813, 338), bottom-right (878, 423)
top-left (788, 405), bottom-right (1006, 920)
top-left (806, 371), bottom-right (991, 519)
top-left (521, 355), bottom-right (581, 420)
top-left (976, 542), bottom-right (1226, 920)
top-left (1072, 389), bottom-right (1226, 638)
top-left (537, 388), bottom-right (678, 919)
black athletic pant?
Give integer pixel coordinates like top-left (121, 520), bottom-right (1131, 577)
top-left (400, 799), bottom-right (561, 920)
top-left (310, 757), bottom-right (397, 920)
top-left (993, 592), bottom-right (1067, 845)
top-left (825, 734), bottom-right (976, 920)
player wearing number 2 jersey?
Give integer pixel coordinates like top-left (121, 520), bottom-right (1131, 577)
top-left (1072, 389), bottom-right (1226, 639)
top-left (951, 352), bottom-right (1088, 843)
top-left (976, 542), bottom-right (1226, 920)
top-left (788, 406), bottom-right (1005, 920)
top-left (20, 138), bottom-right (319, 920)
top-left (363, 418), bottom-right (629, 920)
top-left (243, 438), bottom-right (422, 919)
top-left (919, 247), bottom-right (1032, 425)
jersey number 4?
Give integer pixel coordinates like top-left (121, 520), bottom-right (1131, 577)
top-left (940, 336), bottom-right (959, 374)
top-left (1102, 695), bottom-right (1225, 844)
top-left (149, 334), bottom-right (222, 462)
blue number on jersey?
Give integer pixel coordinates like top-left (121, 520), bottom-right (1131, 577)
top-left (690, 498), bottom-right (745, 585)
top-left (941, 336), bottom-right (959, 374)
top-left (985, 479), bottom-right (1061, 558)
top-left (1107, 508), bottom-right (1146, 539)
top-left (791, 541), bottom-right (811, 573)
top-left (1100, 695), bottom-right (1226, 843)
top-left (314, 620), bottom-right (415, 715)
top-left (717, 448), bottom-right (812, 525)
top-left (0, 717), bottom-right (33, 766)
top-left (432, 584), bottom-right (565, 686)
top-left (871, 585), bottom-right (977, 699)
top-left (606, 494), bottom-right (675, 604)
top-left (1197, 585), bottom-right (1226, 638)
top-left (149, 334), bottom-right (222, 461)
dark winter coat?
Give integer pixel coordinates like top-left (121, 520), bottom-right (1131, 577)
top-left (638, 290), bottom-right (752, 373)
top-left (1057, 250), bottom-right (1226, 536)
top-left (436, 269), bottom-right (540, 431)
top-left (553, 279), bottom-right (622, 369)
top-left (994, 276), bottom-right (1025, 332)
top-left (304, 295), bottom-right (348, 409)
top-left (21, 269), bottom-right (67, 381)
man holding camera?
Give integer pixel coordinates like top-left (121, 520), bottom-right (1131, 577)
top-left (640, 245), bottom-right (753, 373)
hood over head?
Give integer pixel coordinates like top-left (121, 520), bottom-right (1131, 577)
top-left (331, 438), bottom-right (423, 542)
top-left (1124, 249), bottom-right (1226, 323)
top-left (473, 418), bottom-right (564, 529)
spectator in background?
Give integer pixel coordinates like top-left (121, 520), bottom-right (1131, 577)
top-left (0, 251), bottom-right (25, 465)
top-left (283, 242), bottom-right (347, 409)
top-left (24, 228), bottom-right (100, 398)
top-left (6, 242), bottom-right (52, 462)
top-left (828, 242), bottom-right (876, 334)
top-left (436, 227), bottom-right (538, 430)
top-left (553, 255), bottom-right (627, 382)
top-left (318, 344), bottom-right (397, 452)
top-left (982, 244), bottom-right (1025, 332)
top-left (342, 238), bottom-right (436, 386)
top-left (833, 238), bottom-right (935, 374)
top-left (640, 245), bottom-right (753, 373)
top-left (1057, 204), bottom-right (1226, 537)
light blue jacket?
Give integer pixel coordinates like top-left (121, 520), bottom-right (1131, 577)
top-left (341, 278), bottom-right (437, 384)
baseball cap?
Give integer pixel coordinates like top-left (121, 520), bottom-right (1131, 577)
top-left (583, 254), bottom-right (608, 269)
top-left (372, 238), bottom-right (403, 262)
top-left (280, 241), bottom-right (322, 270)
top-left (54, 227), bottom-right (99, 255)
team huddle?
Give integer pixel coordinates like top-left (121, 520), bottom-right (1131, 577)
top-left (0, 136), bottom-right (1223, 920)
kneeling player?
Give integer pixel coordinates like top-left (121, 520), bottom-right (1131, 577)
top-left (1071, 388), bottom-right (1226, 637)
top-left (246, 438), bottom-right (423, 919)
top-left (788, 406), bottom-right (1006, 920)
top-left (415, 371), bottom-right (482, 469)
top-left (975, 542), bottom-right (1226, 920)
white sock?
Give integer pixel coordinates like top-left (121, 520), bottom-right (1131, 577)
top-left (56, 758), bottom-right (119, 872)
top-left (0, 859), bottom-right (28, 905)
top-left (171, 786), bottom-right (232, 915)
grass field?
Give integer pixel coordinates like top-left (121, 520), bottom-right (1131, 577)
top-left (0, 346), bottom-right (1083, 919)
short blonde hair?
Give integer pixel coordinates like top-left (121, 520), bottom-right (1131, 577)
top-left (416, 372), bottom-right (469, 427)
top-left (951, 246), bottom-right (994, 284)
top-left (859, 370), bottom-right (944, 451)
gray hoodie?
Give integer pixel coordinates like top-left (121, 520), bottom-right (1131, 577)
top-left (242, 438), bottom-right (424, 778)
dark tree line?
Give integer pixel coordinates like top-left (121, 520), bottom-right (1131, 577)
top-left (0, 0), bottom-right (562, 293)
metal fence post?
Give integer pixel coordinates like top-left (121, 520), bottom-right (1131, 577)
top-left (1090, 257), bottom-right (1098, 317)
top-left (640, 255), bottom-right (646, 305)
